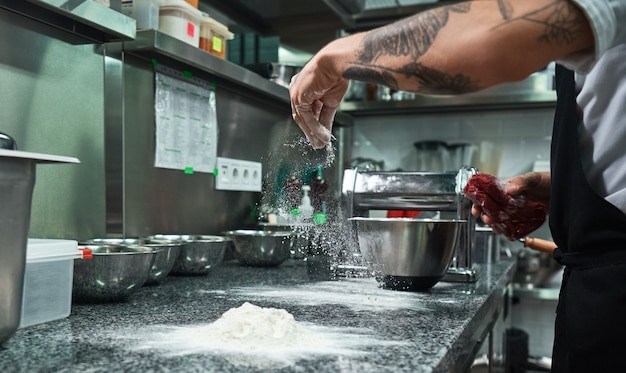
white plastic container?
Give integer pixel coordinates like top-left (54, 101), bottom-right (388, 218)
top-left (131, 0), bottom-right (164, 30)
top-left (19, 239), bottom-right (82, 328)
top-left (158, 0), bottom-right (202, 47)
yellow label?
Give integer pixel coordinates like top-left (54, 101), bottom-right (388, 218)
top-left (212, 36), bottom-right (223, 53)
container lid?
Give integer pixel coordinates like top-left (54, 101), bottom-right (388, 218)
top-left (160, 0), bottom-right (202, 22)
top-left (0, 149), bottom-right (80, 164)
top-left (201, 15), bottom-right (234, 39)
top-left (27, 239), bottom-right (82, 262)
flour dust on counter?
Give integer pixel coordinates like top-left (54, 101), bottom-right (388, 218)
top-left (117, 301), bottom-right (408, 370)
top-left (199, 278), bottom-right (436, 313)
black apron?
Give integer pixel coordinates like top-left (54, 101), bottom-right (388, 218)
top-left (550, 65), bottom-right (626, 372)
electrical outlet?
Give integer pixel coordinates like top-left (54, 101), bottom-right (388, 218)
top-left (215, 157), bottom-right (262, 192)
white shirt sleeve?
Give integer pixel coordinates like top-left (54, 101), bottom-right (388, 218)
top-left (559, 0), bottom-right (626, 72)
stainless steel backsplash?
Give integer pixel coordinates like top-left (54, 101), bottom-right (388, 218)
top-left (0, 8), bottom-right (348, 240)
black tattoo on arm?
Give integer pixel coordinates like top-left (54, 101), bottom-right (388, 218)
top-left (357, 4), bottom-right (471, 63)
top-left (498, 0), bottom-right (514, 20)
top-left (493, 1), bottom-right (587, 45)
top-left (344, 63), bottom-right (479, 95)
top-left (343, 0), bottom-right (587, 95)
top-left (396, 62), bottom-right (480, 94)
top-left (345, 3), bottom-right (478, 94)
top-left (344, 66), bottom-right (399, 89)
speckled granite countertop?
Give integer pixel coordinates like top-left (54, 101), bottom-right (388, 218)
top-left (0, 258), bottom-right (515, 373)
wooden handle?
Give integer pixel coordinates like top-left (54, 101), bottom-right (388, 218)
top-left (523, 236), bottom-right (557, 254)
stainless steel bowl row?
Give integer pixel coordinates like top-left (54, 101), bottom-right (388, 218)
top-left (74, 235), bottom-right (231, 303)
top-left (75, 217), bottom-right (459, 303)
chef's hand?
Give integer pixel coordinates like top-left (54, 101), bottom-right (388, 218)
top-left (289, 38), bottom-right (355, 149)
top-left (471, 171), bottom-right (551, 232)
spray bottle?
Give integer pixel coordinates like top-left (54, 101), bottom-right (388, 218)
top-left (299, 185), bottom-right (314, 220)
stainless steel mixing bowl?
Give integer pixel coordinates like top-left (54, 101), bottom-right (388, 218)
top-left (167, 235), bottom-right (230, 275)
top-left (72, 245), bottom-right (158, 303)
top-left (225, 230), bottom-right (293, 267)
top-left (83, 237), bottom-right (183, 285)
top-left (350, 217), bottom-right (464, 291)
top-left (258, 223), bottom-right (312, 259)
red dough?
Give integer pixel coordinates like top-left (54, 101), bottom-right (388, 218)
top-left (463, 173), bottom-right (548, 240)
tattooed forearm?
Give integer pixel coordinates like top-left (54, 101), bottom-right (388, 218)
top-left (348, 2), bottom-right (478, 94)
top-left (493, 1), bottom-right (587, 45)
top-left (344, 0), bottom-right (585, 95)
top-left (357, 3), bottom-right (471, 63)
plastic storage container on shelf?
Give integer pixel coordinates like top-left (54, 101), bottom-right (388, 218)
top-left (200, 14), bottom-right (234, 59)
top-left (19, 239), bottom-right (85, 328)
top-left (130, 0), bottom-right (165, 30)
top-left (158, 0), bottom-right (202, 47)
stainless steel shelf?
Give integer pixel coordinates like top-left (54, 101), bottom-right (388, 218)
top-left (107, 30), bottom-right (354, 126)
top-left (114, 30), bottom-right (288, 102)
top-left (0, 0), bottom-right (136, 43)
top-left (340, 72), bottom-right (557, 116)
top-left (340, 90), bottom-right (557, 116)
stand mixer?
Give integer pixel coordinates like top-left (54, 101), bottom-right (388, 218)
top-left (342, 166), bottom-right (479, 283)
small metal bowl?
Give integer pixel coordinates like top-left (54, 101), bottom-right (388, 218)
top-left (166, 235), bottom-right (230, 276)
top-left (83, 237), bottom-right (182, 285)
top-left (142, 239), bottom-right (183, 284)
top-left (225, 230), bottom-right (293, 267)
top-left (258, 223), bottom-right (312, 259)
top-left (73, 245), bottom-right (158, 303)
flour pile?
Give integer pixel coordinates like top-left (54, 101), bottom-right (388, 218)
top-left (193, 302), bottom-right (323, 351)
top-left (122, 301), bottom-right (408, 369)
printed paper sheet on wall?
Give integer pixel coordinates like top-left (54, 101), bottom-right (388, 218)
top-left (154, 72), bottom-right (217, 173)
